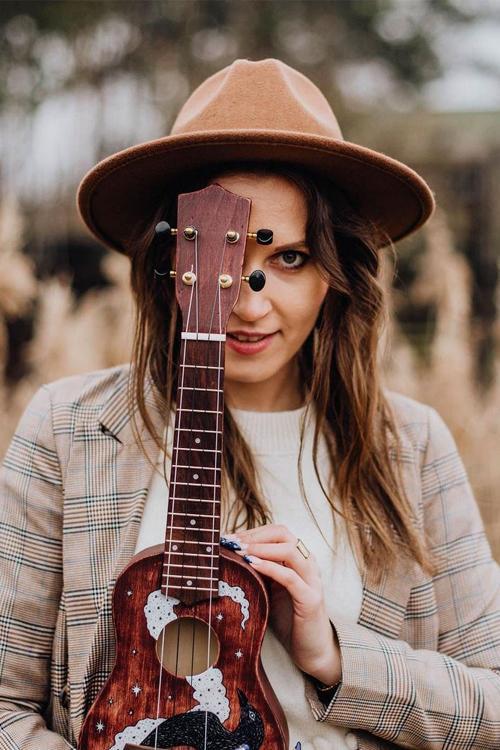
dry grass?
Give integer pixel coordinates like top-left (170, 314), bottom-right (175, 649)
top-left (0, 198), bottom-right (498, 559)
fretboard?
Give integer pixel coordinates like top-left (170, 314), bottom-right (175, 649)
top-left (161, 338), bottom-right (225, 604)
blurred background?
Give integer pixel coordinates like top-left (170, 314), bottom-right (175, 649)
top-left (0, 0), bottom-right (499, 558)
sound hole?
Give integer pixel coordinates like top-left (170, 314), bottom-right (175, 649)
top-left (155, 617), bottom-right (220, 677)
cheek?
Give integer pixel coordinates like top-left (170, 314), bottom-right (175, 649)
top-left (288, 278), bottom-right (328, 333)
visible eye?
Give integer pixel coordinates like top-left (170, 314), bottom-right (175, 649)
top-left (273, 249), bottom-right (309, 270)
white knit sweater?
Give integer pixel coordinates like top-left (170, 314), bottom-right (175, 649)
top-left (135, 404), bottom-right (363, 750)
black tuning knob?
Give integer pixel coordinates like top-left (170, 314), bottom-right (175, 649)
top-left (256, 228), bottom-right (273, 245)
top-left (248, 270), bottom-right (266, 292)
top-left (155, 220), bottom-right (172, 237)
top-left (247, 228), bottom-right (273, 245)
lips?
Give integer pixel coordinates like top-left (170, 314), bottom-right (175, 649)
top-left (228, 333), bottom-right (267, 342)
top-left (226, 331), bottom-right (277, 355)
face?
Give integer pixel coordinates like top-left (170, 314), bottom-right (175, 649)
top-left (209, 172), bottom-right (329, 411)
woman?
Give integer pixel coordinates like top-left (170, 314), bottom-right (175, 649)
top-left (1, 58), bottom-right (499, 750)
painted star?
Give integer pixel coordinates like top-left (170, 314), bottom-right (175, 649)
top-left (132, 684), bottom-right (142, 696)
top-left (96, 721), bottom-right (105, 733)
top-left (216, 612), bottom-right (224, 621)
top-left (235, 649), bottom-right (243, 659)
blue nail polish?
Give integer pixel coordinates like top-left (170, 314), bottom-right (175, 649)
top-left (220, 537), bottom-right (242, 551)
top-left (243, 554), bottom-right (254, 564)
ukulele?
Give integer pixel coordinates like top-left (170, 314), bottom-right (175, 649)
top-left (78, 184), bottom-right (289, 750)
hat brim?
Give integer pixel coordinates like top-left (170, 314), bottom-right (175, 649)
top-left (77, 130), bottom-right (435, 254)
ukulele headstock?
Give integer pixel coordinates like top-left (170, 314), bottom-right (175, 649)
top-left (174, 183), bottom-right (252, 337)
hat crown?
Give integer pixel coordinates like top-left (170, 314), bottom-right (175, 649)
top-left (171, 58), bottom-right (343, 140)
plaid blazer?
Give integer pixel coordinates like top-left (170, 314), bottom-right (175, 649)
top-left (0, 364), bottom-right (499, 750)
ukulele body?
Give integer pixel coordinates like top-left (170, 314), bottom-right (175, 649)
top-left (78, 544), bottom-right (289, 750)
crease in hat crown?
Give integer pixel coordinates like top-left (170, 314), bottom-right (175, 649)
top-left (170, 58), bottom-right (343, 140)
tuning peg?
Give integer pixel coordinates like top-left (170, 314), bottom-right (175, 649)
top-left (155, 222), bottom-right (271, 245)
top-left (247, 228), bottom-right (273, 245)
top-left (155, 222), bottom-right (197, 241)
top-left (155, 220), bottom-right (175, 238)
top-left (242, 269), bottom-right (266, 292)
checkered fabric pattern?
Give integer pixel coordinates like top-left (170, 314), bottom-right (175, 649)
top-left (0, 364), bottom-right (499, 749)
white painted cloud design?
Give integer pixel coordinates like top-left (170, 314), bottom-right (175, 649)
top-left (218, 580), bottom-right (249, 629)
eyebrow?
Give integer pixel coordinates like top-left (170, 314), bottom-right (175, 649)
top-left (271, 239), bottom-right (308, 252)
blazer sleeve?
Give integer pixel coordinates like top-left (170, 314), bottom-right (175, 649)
top-left (0, 386), bottom-right (74, 750)
top-left (305, 405), bottom-right (500, 749)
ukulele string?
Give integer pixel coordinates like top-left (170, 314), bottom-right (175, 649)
top-left (172, 225), bottom-right (202, 715)
top-left (179, 227), bottom-right (228, 749)
top-left (153, 250), bottom-right (198, 749)
top-left (169, 226), bottom-right (211, 729)
top-left (171, 228), bottom-right (201, 716)
top-left (200, 231), bottom-right (230, 749)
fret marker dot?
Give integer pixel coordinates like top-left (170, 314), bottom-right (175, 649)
top-left (172, 545), bottom-right (178, 551)
top-left (206, 546), bottom-right (212, 552)
top-left (195, 438), bottom-right (201, 444)
top-left (193, 473), bottom-right (199, 480)
top-left (190, 519), bottom-right (196, 525)
top-left (187, 580), bottom-right (193, 586)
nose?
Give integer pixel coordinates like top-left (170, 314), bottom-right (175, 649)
top-left (231, 269), bottom-right (273, 323)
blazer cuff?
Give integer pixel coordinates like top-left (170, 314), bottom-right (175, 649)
top-left (305, 615), bottom-right (396, 728)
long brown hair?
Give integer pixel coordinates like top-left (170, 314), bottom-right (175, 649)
top-left (125, 161), bottom-right (433, 578)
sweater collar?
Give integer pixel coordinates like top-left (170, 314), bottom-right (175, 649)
top-left (229, 403), bottom-right (317, 456)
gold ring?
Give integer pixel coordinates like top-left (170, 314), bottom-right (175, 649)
top-left (296, 538), bottom-right (310, 560)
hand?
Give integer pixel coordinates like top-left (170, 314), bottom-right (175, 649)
top-left (221, 524), bottom-right (342, 686)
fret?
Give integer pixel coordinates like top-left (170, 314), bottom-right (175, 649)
top-left (165, 585), bottom-right (218, 593)
top-left (178, 408), bottom-right (223, 415)
top-left (162, 562), bottom-right (217, 570)
top-left (170, 465), bottom-right (221, 471)
top-left (182, 364), bottom-right (223, 370)
top-left (166, 538), bottom-right (218, 546)
top-left (178, 386), bottom-right (223, 393)
top-left (168, 496), bottom-right (221, 504)
top-left (171, 481), bottom-right (221, 488)
top-left (167, 512), bottom-right (219, 519)
top-left (178, 428), bottom-right (223, 434)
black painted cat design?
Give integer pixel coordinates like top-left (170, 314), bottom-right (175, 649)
top-left (140, 689), bottom-right (264, 750)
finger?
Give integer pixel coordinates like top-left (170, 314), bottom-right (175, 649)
top-left (245, 557), bottom-right (322, 612)
top-left (224, 523), bottom-right (296, 546)
top-left (236, 541), bottom-right (319, 586)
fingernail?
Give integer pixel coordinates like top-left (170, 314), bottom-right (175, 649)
top-left (243, 554), bottom-right (255, 564)
top-left (220, 537), bottom-right (242, 551)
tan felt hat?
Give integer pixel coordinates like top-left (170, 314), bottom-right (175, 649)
top-left (77, 58), bottom-right (435, 254)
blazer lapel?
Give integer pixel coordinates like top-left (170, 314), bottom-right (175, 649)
top-left (63, 369), bottom-right (166, 739)
top-left (358, 557), bottom-right (415, 639)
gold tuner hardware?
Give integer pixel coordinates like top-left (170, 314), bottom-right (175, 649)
top-left (182, 271), bottom-right (196, 285)
top-left (183, 226), bottom-right (197, 240)
top-left (219, 274), bottom-right (233, 288)
top-left (242, 269), bottom-right (266, 292)
top-left (169, 270), bottom-right (176, 278)
top-left (226, 230), bottom-right (240, 243)
top-left (247, 228), bottom-right (273, 245)
top-left (154, 221), bottom-right (177, 237)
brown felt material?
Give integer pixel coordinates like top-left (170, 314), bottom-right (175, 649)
top-left (77, 58), bottom-right (436, 255)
